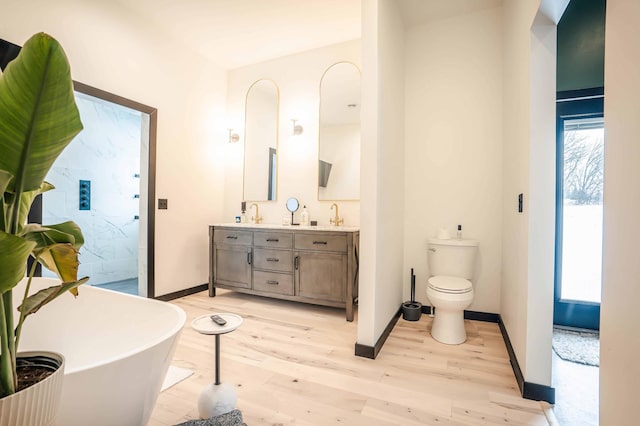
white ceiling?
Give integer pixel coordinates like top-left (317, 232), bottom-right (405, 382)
top-left (114, 0), bottom-right (362, 69)
top-left (397, 0), bottom-right (502, 28)
top-left (111, 0), bottom-right (503, 70)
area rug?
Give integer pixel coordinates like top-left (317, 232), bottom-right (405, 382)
top-left (175, 409), bottom-right (246, 426)
top-left (161, 366), bottom-right (194, 392)
top-left (552, 327), bottom-right (599, 367)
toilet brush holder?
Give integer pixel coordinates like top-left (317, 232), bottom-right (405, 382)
top-left (402, 301), bottom-right (422, 321)
top-left (402, 268), bottom-right (422, 321)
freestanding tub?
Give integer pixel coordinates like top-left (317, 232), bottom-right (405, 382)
top-left (13, 277), bottom-right (186, 426)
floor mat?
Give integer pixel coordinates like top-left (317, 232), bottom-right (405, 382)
top-left (552, 327), bottom-right (599, 367)
top-left (161, 365), bottom-right (194, 391)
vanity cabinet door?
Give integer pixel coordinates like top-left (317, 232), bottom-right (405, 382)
top-left (294, 251), bottom-right (346, 303)
top-left (213, 244), bottom-right (252, 289)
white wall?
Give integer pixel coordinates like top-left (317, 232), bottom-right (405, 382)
top-left (502, 0), bottom-right (536, 380)
top-left (225, 40), bottom-right (361, 226)
top-left (357, 0), bottom-right (405, 347)
top-left (403, 5), bottom-right (504, 314)
top-left (601, 0), bottom-right (640, 422)
top-left (501, 0), bottom-right (564, 388)
top-left (526, 10), bottom-right (557, 387)
top-left (4, 0), bottom-right (228, 296)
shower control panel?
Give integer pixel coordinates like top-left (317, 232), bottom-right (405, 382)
top-left (79, 180), bottom-right (91, 211)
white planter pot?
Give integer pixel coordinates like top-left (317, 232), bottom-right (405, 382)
top-left (0, 351), bottom-right (65, 426)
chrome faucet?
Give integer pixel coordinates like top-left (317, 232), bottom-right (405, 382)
top-left (250, 203), bottom-right (263, 224)
top-left (330, 203), bottom-right (344, 226)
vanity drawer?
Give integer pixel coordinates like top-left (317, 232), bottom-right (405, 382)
top-left (253, 271), bottom-right (293, 295)
top-left (213, 229), bottom-right (253, 246)
top-left (253, 231), bottom-right (293, 249)
top-left (253, 248), bottom-right (293, 272)
top-left (295, 233), bottom-right (347, 253)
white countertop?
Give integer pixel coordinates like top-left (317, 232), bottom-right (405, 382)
top-left (211, 223), bottom-right (359, 232)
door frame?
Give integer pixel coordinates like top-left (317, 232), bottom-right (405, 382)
top-left (554, 88), bottom-right (604, 330)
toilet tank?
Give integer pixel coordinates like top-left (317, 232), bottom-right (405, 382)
top-left (428, 239), bottom-right (479, 279)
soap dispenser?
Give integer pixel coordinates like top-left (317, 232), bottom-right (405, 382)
top-left (240, 201), bottom-right (247, 223)
top-left (301, 205), bottom-right (310, 226)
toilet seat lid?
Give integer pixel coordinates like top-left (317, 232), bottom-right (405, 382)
top-left (428, 276), bottom-right (472, 294)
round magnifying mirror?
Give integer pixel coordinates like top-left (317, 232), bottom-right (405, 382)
top-left (285, 197), bottom-right (300, 226)
top-left (286, 197), bottom-right (299, 213)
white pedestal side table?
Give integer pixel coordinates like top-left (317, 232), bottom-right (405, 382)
top-left (191, 313), bottom-right (243, 418)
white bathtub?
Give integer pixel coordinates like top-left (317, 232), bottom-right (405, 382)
top-left (13, 277), bottom-right (186, 426)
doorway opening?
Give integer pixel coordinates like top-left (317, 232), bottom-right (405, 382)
top-left (41, 82), bottom-right (157, 297)
top-left (554, 94), bottom-right (603, 329)
top-left (552, 91), bottom-right (603, 426)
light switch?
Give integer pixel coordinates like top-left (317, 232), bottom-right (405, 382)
top-left (518, 193), bottom-right (523, 213)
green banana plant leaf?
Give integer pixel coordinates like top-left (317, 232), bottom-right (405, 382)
top-left (0, 33), bottom-right (83, 229)
top-left (22, 221), bottom-right (84, 251)
top-left (38, 244), bottom-right (81, 286)
top-left (15, 182), bottom-right (55, 234)
top-left (0, 171), bottom-right (11, 195)
top-left (41, 221), bottom-right (84, 250)
top-left (1, 181), bottom-right (55, 236)
top-left (22, 221), bottom-right (85, 291)
top-left (0, 231), bottom-right (36, 293)
top-left (18, 277), bottom-right (89, 318)
top-left (0, 170), bottom-right (13, 232)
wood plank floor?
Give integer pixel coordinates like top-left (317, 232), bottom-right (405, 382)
top-left (149, 290), bottom-right (552, 425)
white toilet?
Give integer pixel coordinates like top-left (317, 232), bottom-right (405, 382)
top-left (426, 238), bottom-right (479, 345)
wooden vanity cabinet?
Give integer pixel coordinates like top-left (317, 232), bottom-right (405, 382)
top-left (210, 225), bottom-right (359, 321)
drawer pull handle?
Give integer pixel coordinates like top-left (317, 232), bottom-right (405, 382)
top-left (266, 280), bottom-right (279, 285)
top-left (313, 241), bottom-right (328, 245)
top-left (226, 235), bottom-right (238, 240)
top-left (266, 238), bottom-right (280, 242)
top-left (266, 258), bottom-right (279, 262)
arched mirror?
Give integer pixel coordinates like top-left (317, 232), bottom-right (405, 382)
top-left (318, 62), bottom-right (361, 201)
top-left (244, 79), bottom-right (279, 201)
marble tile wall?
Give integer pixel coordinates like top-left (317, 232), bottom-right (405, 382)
top-left (42, 92), bottom-right (143, 286)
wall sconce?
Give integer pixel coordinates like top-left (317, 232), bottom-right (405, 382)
top-left (228, 128), bottom-right (240, 143)
top-left (291, 119), bottom-right (303, 136)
